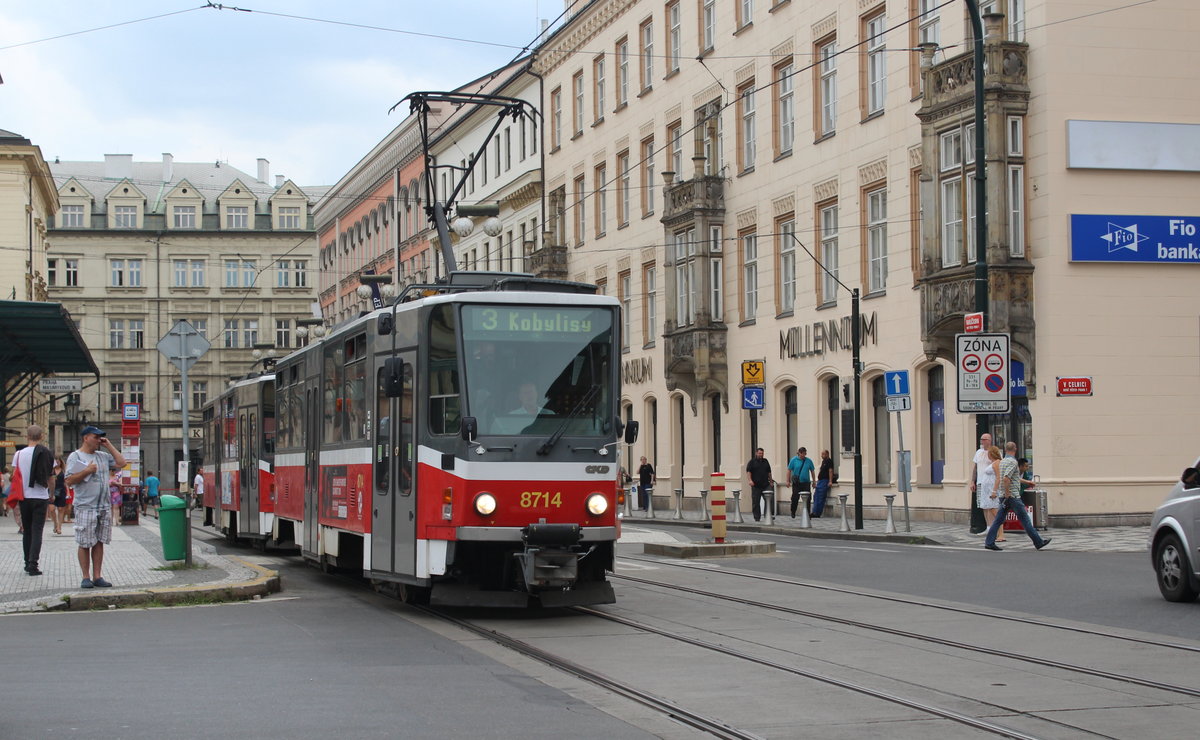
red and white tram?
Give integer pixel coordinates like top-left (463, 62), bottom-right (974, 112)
top-left (200, 374), bottom-right (277, 545)
top-left (219, 273), bottom-right (635, 607)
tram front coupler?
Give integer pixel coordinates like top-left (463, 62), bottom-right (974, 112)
top-left (516, 523), bottom-right (583, 590)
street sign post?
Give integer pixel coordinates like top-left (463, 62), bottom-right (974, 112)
top-left (742, 387), bottom-right (765, 410)
top-left (157, 319), bottom-right (211, 568)
top-left (883, 370), bottom-right (910, 397)
top-left (741, 360), bottom-right (764, 385)
top-left (1057, 376), bottom-right (1093, 396)
top-left (885, 396), bottom-right (912, 412)
top-left (956, 333), bottom-right (1010, 413)
top-left (883, 369), bottom-right (913, 530)
top-left (37, 377), bottom-right (83, 393)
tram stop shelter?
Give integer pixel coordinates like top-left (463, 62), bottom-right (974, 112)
top-left (0, 300), bottom-right (98, 454)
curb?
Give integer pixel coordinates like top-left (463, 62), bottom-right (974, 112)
top-left (623, 515), bottom-right (944, 546)
top-left (61, 557), bottom-right (281, 611)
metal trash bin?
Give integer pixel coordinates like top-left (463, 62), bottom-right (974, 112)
top-left (158, 495), bottom-right (188, 561)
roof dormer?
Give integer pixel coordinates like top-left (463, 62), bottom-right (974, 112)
top-left (165, 178), bottom-right (205, 229)
top-left (56, 177), bottom-right (94, 228)
top-left (217, 179), bottom-right (258, 230)
top-left (269, 179), bottom-right (310, 230)
top-left (105, 178), bottom-right (147, 229)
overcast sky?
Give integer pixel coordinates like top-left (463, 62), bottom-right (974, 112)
top-left (0, 1), bottom-right (556, 187)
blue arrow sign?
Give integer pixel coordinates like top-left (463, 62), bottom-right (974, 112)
top-left (742, 387), bottom-right (764, 410)
top-left (884, 370), bottom-right (910, 397)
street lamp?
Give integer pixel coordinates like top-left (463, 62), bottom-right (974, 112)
top-left (296, 316), bottom-right (324, 343)
top-left (64, 393), bottom-right (80, 425)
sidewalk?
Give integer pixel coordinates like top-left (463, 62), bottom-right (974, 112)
top-left (620, 499), bottom-right (1151, 554)
top-left (0, 508), bottom-right (278, 614)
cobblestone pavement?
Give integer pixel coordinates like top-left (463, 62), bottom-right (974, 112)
top-left (0, 509), bottom-right (259, 613)
top-left (618, 501), bottom-right (1150, 553)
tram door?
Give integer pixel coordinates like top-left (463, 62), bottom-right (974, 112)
top-left (245, 400), bottom-right (259, 534)
top-left (371, 352), bottom-right (415, 576)
top-left (303, 379), bottom-right (321, 558)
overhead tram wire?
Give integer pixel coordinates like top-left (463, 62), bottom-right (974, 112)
top-left (0, 4), bottom-right (207, 52)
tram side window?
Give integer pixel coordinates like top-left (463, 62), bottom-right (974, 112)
top-left (375, 368), bottom-right (390, 491)
top-left (291, 382), bottom-right (304, 449)
top-left (262, 384), bottom-right (276, 455)
top-left (399, 360), bottom-right (413, 495)
top-left (344, 334), bottom-right (367, 441)
top-left (428, 305), bottom-right (461, 435)
top-left (324, 340), bottom-right (345, 443)
top-left (223, 397), bottom-right (238, 460)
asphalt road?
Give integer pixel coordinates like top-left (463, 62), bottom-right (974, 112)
top-left (633, 531), bottom-right (1196, 641)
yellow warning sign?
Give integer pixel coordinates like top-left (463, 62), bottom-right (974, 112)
top-left (741, 360), bottom-right (765, 385)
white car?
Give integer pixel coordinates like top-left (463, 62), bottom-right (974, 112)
top-left (1149, 463), bottom-right (1200, 602)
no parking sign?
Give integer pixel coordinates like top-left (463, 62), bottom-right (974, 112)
top-left (956, 333), bottom-right (1010, 413)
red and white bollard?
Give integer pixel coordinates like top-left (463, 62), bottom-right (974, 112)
top-left (710, 472), bottom-right (727, 543)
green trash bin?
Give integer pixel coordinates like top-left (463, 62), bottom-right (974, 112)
top-left (159, 495), bottom-right (188, 561)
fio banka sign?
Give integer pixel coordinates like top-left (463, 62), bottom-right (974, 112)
top-left (1071, 214), bottom-right (1200, 263)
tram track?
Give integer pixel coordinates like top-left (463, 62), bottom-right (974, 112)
top-left (612, 569), bottom-right (1200, 701)
top-left (620, 554), bottom-right (1200, 655)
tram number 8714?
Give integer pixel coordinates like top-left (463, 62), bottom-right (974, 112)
top-left (520, 491), bottom-right (563, 508)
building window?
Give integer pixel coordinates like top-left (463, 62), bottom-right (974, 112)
top-left (504, 127), bottom-right (512, 170)
top-left (173, 260), bottom-right (188, 287)
top-left (641, 137), bottom-right (656, 216)
top-left (817, 38), bottom-right (837, 137)
top-left (276, 259), bottom-right (307, 288)
top-left (108, 383), bottom-right (125, 412)
top-left (241, 318), bottom-right (257, 347)
top-left (928, 364), bottom-right (945, 483)
top-left (820, 203), bottom-right (839, 304)
top-left (616, 37), bottom-right (629, 107)
top-left (190, 259), bottom-right (204, 286)
top-left (668, 120), bottom-right (683, 178)
top-left (701, 0), bottom-right (716, 53)
top-left (550, 87), bottom-right (562, 149)
top-left (872, 377), bottom-right (892, 483)
top-left (595, 164), bottom-right (608, 238)
top-left (778, 217), bottom-right (796, 314)
top-left (737, 82), bottom-right (756, 172)
top-left (775, 62), bottom-right (795, 156)
top-left (866, 187), bottom-right (888, 293)
top-left (129, 382), bottom-right (145, 407)
top-left (666, 1), bottom-right (681, 74)
top-left (173, 205), bottom-right (196, 229)
top-left (275, 319), bottom-right (292, 349)
top-left (938, 123), bottom-right (980, 266)
top-left (191, 318), bottom-right (207, 338)
top-left (129, 319), bottom-right (145, 349)
top-left (572, 70), bottom-right (584, 137)
top-left (226, 206), bottom-right (249, 229)
top-left (711, 256), bottom-right (724, 321)
top-left (61, 204), bottom-right (84, 227)
top-left (617, 150), bottom-right (631, 227)
top-left (674, 229), bottom-right (696, 325)
top-left (64, 259), bottom-right (79, 287)
top-left (110, 258), bottom-right (142, 287)
top-left (279, 206), bottom-right (301, 229)
top-left (741, 231), bottom-right (758, 321)
top-left (593, 55), bottom-right (606, 122)
top-left (639, 18), bottom-right (654, 92)
top-left (193, 381), bottom-right (209, 409)
top-left (224, 319), bottom-right (239, 348)
top-left (644, 264), bottom-right (657, 344)
top-left (574, 175), bottom-right (586, 246)
top-left (940, 177), bottom-right (963, 266)
top-left (620, 272), bottom-right (632, 350)
top-left (1009, 165), bottom-right (1025, 258)
top-left (108, 320), bottom-right (125, 349)
top-left (225, 259), bottom-right (256, 288)
top-left (738, 0), bottom-right (753, 29)
top-left (113, 205), bottom-right (137, 228)
top-left (864, 12), bottom-right (887, 116)
top-left (172, 381), bottom-right (183, 411)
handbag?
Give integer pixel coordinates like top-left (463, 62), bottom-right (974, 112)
top-left (5, 459), bottom-right (25, 508)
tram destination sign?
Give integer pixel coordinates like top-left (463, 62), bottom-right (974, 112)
top-left (463, 306), bottom-right (606, 338)
top-left (955, 333), bottom-right (1010, 413)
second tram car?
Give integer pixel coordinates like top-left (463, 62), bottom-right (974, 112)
top-left (200, 374), bottom-right (277, 545)
top-left (207, 273), bottom-right (635, 607)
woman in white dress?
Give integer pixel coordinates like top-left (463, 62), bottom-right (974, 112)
top-left (978, 445), bottom-right (1005, 542)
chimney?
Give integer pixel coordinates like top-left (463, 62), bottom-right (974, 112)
top-left (104, 153), bottom-right (133, 180)
top-left (275, 175), bottom-right (284, 188)
top-left (257, 157), bottom-right (270, 183)
top-left (162, 152), bottom-right (174, 182)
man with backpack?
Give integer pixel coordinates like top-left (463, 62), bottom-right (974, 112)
top-left (12, 425), bottom-right (55, 575)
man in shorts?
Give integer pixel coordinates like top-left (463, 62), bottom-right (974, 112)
top-left (65, 426), bottom-right (127, 589)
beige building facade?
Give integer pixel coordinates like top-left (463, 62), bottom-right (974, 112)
top-left (529, 0), bottom-right (1200, 525)
top-left (47, 154), bottom-right (322, 486)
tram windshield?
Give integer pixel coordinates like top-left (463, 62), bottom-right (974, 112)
top-left (461, 304), bottom-right (615, 438)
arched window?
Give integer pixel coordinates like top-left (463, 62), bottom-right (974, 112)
top-left (872, 377), bottom-right (891, 484)
top-left (783, 385), bottom-right (798, 458)
top-left (928, 365), bottom-right (945, 484)
top-left (826, 376), bottom-right (841, 472)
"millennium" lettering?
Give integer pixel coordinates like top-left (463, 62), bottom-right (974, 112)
top-left (778, 311), bottom-right (878, 360)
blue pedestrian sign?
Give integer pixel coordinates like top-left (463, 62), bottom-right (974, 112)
top-left (884, 370), bottom-right (910, 397)
top-left (742, 387), bottom-right (765, 410)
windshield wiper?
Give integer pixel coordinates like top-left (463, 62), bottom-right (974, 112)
top-left (536, 384), bottom-right (600, 456)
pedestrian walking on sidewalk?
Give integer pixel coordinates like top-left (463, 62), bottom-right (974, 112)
top-left (14, 425), bottom-right (55, 575)
top-left (143, 470), bottom-right (160, 514)
top-left (787, 447), bottom-right (815, 519)
top-left (65, 426), bottom-right (127, 589)
top-left (969, 433), bottom-right (993, 534)
top-left (193, 466), bottom-right (205, 510)
top-left (745, 448), bottom-right (774, 522)
top-left (636, 456), bottom-right (656, 511)
top-left (50, 456), bottom-right (67, 534)
top-left (984, 442), bottom-right (1051, 552)
top-left (813, 450), bottom-right (834, 518)
top-left (979, 446), bottom-right (1006, 543)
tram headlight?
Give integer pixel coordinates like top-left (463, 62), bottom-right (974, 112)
top-left (585, 493), bottom-right (609, 516)
top-left (473, 492), bottom-right (497, 517)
